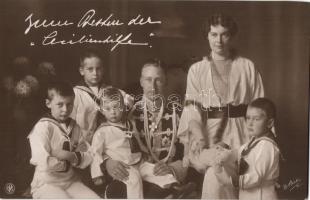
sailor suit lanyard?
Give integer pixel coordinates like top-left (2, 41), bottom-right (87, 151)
top-left (143, 101), bottom-right (177, 163)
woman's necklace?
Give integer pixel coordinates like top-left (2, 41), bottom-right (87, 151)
top-left (210, 57), bottom-right (232, 105)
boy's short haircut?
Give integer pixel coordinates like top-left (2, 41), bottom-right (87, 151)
top-left (79, 48), bottom-right (103, 68)
top-left (46, 80), bottom-right (75, 100)
top-left (248, 97), bottom-right (276, 119)
top-left (100, 86), bottom-right (124, 107)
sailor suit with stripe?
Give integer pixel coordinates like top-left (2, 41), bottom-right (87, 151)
top-left (70, 81), bottom-right (133, 145)
top-left (238, 135), bottom-right (280, 200)
top-left (28, 115), bottom-right (99, 199)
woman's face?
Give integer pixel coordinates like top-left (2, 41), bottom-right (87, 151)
top-left (208, 25), bottom-right (232, 56)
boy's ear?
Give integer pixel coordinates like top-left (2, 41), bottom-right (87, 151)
top-left (45, 99), bottom-right (52, 109)
top-left (267, 118), bottom-right (274, 129)
top-left (79, 67), bottom-right (84, 76)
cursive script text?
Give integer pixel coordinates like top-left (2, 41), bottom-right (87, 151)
top-left (42, 31), bottom-right (148, 51)
top-left (77, 9), bottom-right (124, 28)
top-left (25, 13), bottom-right (74, 34)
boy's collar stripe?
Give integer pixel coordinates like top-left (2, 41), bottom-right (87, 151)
top-left (39, 115), bottom-right (75, 138)
top-left (75, 86), bottom-right (101, 106)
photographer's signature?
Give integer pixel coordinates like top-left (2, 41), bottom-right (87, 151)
top-left (278, 178), bottom-right (303, 192)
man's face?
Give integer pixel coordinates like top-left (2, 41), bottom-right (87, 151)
top-left (140, 65), bottom-right (166, 101)
top-left (46, 92), bottom-right (74, 122)
top-left (79, 56), bottom-right (104, 87)
top-left (208, 25), bottom-right (232, 56)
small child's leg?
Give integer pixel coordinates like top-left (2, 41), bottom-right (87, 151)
top-left (32, 184), bottom-right (71, 199)
top-left (66, 181), bottom-right (100, 199)
top-left (123, 166), bottom-right (143, 199)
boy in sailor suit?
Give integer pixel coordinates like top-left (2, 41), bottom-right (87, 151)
top-left (90, 87), bottom-right (177, 199)
top-left (214, 98), bottom-right (280, 200)
top-left (28, 81), bottom-right (100, 198)
top-left (71, 49), bottom-right (133, 145)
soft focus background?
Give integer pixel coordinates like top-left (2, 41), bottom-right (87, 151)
top-left (0, 0), bottom-right (309, 199)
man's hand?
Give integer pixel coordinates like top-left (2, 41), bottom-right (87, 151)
top-left (106, 159), bottom-right (130, 181)
top-left (154, 162), bottom-right (173, 176)
top-left (93, 176), bottom-right (105, 186)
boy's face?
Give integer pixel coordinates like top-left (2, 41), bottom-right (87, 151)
top-left (79, 56), bottom-right (104, 87)
top-left (245, 107), bottom-right (274, 137)
top-left (101, 99), bottom-right (123, 123)
top-left (46, 92), bottom-right (74, 122)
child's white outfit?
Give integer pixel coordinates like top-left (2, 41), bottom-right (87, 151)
top-left (28, 115), bottom-right (99, 199)
top-left (71, 82), bottom-right (133, 144)
top-left (91, 121), bottom-right (177, 199)
top-left (238, 135), bottom-right (280, 200)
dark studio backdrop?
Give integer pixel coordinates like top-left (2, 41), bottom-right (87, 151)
top-left (0, 0), bottom-right (309, 199)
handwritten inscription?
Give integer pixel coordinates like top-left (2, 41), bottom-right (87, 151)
top-left (24, 9), bottom-right (161, 51)
top-left (42, 31), bottom-right (147, 51)
top-left (25, 13), bottom-right (74, 34)
top-left (77, 10), bottom-right (124, 28)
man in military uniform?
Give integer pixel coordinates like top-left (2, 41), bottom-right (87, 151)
top-left (103, 59), bottom-right (194, 198)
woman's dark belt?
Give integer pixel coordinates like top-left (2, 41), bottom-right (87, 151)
top-left (206, 104), bottom-right (247, 118)
top-left (185, 100), bottom-right (247, 119)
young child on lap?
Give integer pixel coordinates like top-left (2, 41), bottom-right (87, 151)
top-left (90, 87), bottom-right (177, 198)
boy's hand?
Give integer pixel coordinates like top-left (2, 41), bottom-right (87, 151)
top-left (75, 141), bottom-right (89, 152)
top-left (52, 149), bottom-right (69, 160)
top-left (92, 176), bottom-right (105, 185)
top-left (52, 149), bottom-right (77, 164)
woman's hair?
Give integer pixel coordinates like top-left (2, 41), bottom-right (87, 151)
top-left (204, 13), bottom-right (238, 37)
top-left (249, 97), bottom-right (276, 119)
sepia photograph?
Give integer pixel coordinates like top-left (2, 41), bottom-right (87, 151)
top-left (0, 0), bottom-right (309, 199)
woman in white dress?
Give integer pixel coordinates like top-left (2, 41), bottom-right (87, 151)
top-left (177, 13), bottom-right (265, 199)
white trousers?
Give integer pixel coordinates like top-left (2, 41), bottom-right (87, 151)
top-left (32, 181), bottom-right (100, 199)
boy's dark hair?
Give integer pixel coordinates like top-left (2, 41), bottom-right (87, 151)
top-left (46, 80), bottom-right (74, 100)
top-left (204, 13), bottom-right (238, 37)
top-left (248, 97), bottom-right (276, 119)
top-left (101, 86), bottom-right (124, 107)
top-left (79, 48), bottom-right (103, 68)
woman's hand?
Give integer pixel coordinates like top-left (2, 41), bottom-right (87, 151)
top-left (106, 159), bottom-right (130, 181)
top-left (153, 162), bottom-right (173, 176)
